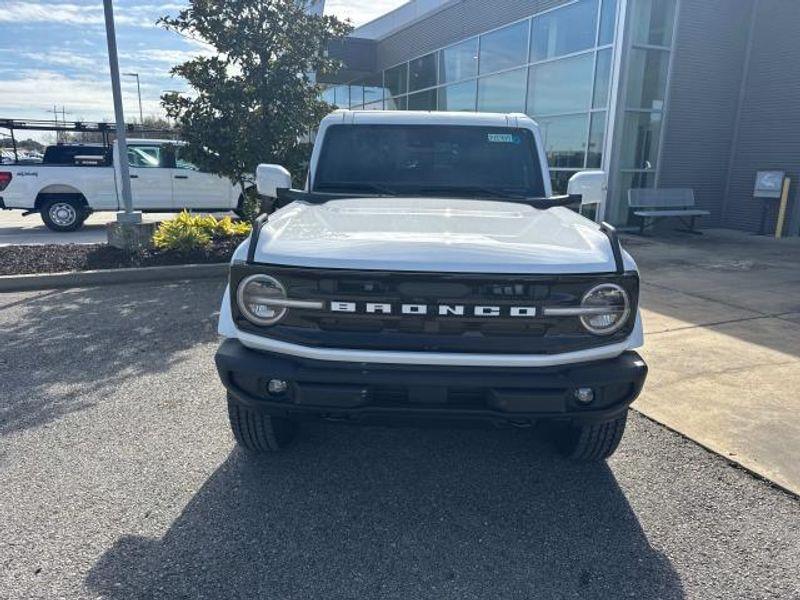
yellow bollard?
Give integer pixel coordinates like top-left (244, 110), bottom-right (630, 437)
top-left (775, 177), bottom-right (791, 239)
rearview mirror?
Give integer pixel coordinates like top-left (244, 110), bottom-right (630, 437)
top-left (255, 164), bottom-right (292, 198)
top-left (567, 170), bottom-right (606, 208)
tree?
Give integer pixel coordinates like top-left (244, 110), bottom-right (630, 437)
top-left (0, 138), bottom-right (45, 152)
top-left (159, 0), bottom-right (351, 216)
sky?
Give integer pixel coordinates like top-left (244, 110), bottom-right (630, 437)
top-left (0, 0), bottom-right (405, 140)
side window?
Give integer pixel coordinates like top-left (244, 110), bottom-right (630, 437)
top-left (175, 146), bottom-right (199, 171)
top-left (127, 145), bottom-right (162, 168)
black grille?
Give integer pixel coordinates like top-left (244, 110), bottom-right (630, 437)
top-left (231, 264), bottom-right (639, 354)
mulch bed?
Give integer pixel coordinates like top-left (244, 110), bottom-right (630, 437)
top-left (0, 238), bottom-right (245, 276)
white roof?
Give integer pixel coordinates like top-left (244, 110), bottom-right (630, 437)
top-left (325, 109), bottom-right (536, 128)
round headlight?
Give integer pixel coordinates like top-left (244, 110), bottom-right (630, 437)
top-left (237, 274), bottom-right (288, 326)
top-left (579, 283), bottom-right (630, 335)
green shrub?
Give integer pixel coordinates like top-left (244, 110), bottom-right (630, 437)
top-left (213, 216), bottom-right (251, 237)
top-left (152, 211), bottom-right (212, 251)
top-left (152, 211), bottom-right (251, 251)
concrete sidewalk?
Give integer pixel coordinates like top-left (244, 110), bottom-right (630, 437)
top-left (627, 229), bottom-right (800, 495)
top-left (0, 211), bottom-right (165, 246)
top-left (0, 211), bottom-right (234, 246)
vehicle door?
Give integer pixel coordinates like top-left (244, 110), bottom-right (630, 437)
top-left (127, 144), bottom-right (173, 209)
top-left (170, 145), bottom-right (235, 210)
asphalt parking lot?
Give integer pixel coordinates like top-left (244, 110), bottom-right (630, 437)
top-left (1, 280), bottom-right (799, 599)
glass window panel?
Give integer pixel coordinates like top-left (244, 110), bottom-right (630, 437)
top-left (385, 96), bottom-right (407, 110)
top-left (384, 63), bottom-right (408, 97)
top-left (612, 171), bottom-right (655, 225)
top-left (438, 80), bottom-right (477, 111)
top-left (625, 48), bottom-right (669, 109)
top-left (631, 0), bottom-right (676, 47)
top-left (550, 170), bottom-right (580, 195)
top-left (477, 69), bottom-right (527, 113)
top-left (408, 89), bottom-right (437, 110)
top-left (440, 38), bottom-right (479, 83)
top-left (314, 125), bottom-right (546, 197)
top-left (333, 85), bottom-right (349, 108)
top-left (175, 146), bottom-right (199, 171)
top-left (364, 73), bottom-right (382, 86)
top-left (479, 21), bottom-right (529, 74)
top-left (593, 48), bottom-right (612, 108)
top-left (527, 53), bottom-right (594, 116)
top-left (531, 0), bottom-right (598, 61)
top-left (409, 52), bottom-right (438, 91)
top-left (587, 111), bottom-right (606, 168)
top-left (128, 146), bottom-right (162, 168)
top-left (321, 87), bottom-right (336, 105)
top-left (598, 0), bottom-right (617, 45)
top-left (363, 101), bottom-right (384, 111)
top-left (537, 114), bottom-right (589, 168)
top-left (349, 84), bottom-right (364, 107)
top-left (363, 86), bottom-right (384, 104)
top-left (363, 73), bottom-right (384, 104)
top-left (620, 111), bottom-right (662, 169)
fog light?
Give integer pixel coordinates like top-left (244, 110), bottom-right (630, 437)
top-left (267, 379), bottom-right (288, 395)
top-left (574, 387), bottom-right (595, 404)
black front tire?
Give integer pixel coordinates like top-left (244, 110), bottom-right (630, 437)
top-left (40, 197), bottom-right (87, 232)
top-left (555, 413), bottom-right (628, 461)
top-left (227, 394), bottom-right (296, 452)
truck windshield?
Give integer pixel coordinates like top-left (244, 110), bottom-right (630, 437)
top-left (313, 124), bottom-right (546, 198)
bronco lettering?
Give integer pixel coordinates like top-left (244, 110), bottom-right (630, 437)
top-left (329, 301), bottom-right (537, 317)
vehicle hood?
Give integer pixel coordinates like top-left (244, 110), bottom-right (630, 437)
top-left (240, 197), bottom-right (632, 274)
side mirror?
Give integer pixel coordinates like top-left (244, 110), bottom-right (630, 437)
top-left (255, 164), bottom-right (292, 198)
top-left (567, 170), bottom-right (607, 207)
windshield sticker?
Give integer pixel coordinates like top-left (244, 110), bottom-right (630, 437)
top-left (487, 133), bottom-right (519, 144)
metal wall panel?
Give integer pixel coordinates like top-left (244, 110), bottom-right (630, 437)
top-left (657, 0), bottom-right (752, 228)
top-left (375, 0), bottom-right (573, 70)
top-left (723, 0), bottom-right (800, 234)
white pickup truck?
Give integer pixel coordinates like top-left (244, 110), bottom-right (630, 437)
top-left (214, 110), bottom-right (647, 462)
top-left (0, 139), bottom-right (244, 231)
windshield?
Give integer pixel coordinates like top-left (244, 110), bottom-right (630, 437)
top-left (313, 124), bottom-right (546, 198)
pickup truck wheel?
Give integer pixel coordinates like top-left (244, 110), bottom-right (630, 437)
top-left (227, 394), bottom-right (296, 452)
top-left (41, 198), bottom-right (86, 232)
top-left (555, 414), bottom-right (628, 462)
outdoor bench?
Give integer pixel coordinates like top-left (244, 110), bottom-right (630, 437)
top-left (628, 188), bottom-right (710, 234)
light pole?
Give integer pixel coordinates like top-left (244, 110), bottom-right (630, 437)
top-left (104, 0), bottom-right (143, 248)
top-left (123, 72), bottom-right (144, 125)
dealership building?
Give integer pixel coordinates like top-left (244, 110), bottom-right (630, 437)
top-left (322, 0), bottom-right (800, 232)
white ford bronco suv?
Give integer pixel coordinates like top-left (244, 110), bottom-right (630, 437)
top-left (215, 111), bottom-right (646, 461)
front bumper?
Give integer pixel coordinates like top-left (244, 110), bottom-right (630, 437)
top-left (215, 339), bottom-right (647, 426)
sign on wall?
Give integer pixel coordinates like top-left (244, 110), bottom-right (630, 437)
top-left (754, 171), bottom-right (785, 199)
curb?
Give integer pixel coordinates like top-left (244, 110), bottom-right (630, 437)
top-left (0, 263), bottom-right (229, 292)
top-left (631, 407), bottom-right (799, 499)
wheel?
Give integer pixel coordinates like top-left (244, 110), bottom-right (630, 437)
top-left (40, 197), bottom-right (87, 232)
top-left (227, 394), bottom-right (296, 452)
top-left (554, 413), bottom-right (628, 461)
